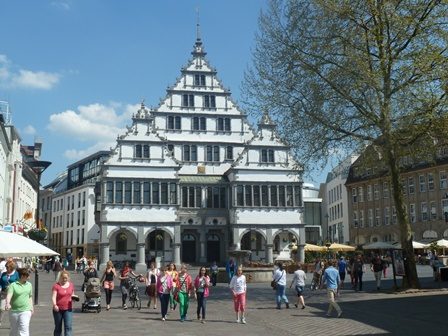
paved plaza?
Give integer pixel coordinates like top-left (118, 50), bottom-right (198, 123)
top-left (0, 265), bottom-right (446, 335)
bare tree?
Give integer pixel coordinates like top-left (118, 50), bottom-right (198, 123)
top-left (243, 0), bottom-right (448, 288)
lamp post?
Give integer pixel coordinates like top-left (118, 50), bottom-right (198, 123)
top-left (28, 160), bottom-right (52, 305)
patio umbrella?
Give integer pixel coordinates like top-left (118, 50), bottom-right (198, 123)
top-left (304, 243), bottom-right (326, 252)
top-left (394, 241), bottom-right (429, 249)
top-left (434, 239), bottom-right (448, 255)
top-left (0, 231), bottom-right (58, 257)
top-left (435, 239), bottom-right (448, 248)
top-left (363, 241), bottom-right (400, 250)
top-left (328, 243), bottom-right (356, 252)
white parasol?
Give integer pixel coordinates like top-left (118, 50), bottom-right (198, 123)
top-left (0, 231), bottom-right (59, 257)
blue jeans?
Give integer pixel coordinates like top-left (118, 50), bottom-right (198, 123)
top-left (275, 284), bottom-right (289, 307)
top-left (53, 309), bottom-right (72, 336)
top-left (196, 292), bottom-right (206, 319)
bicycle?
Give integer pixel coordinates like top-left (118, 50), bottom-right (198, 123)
top-left (128, 275), bottom-right (144, 310)
top-left (310, 271), bottom-right (321, 291)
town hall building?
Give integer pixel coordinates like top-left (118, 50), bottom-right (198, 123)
top-left (97, 32), bottom-right (305, 271)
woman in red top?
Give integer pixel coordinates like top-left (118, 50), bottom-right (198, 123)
top-left (52, 271), bottom-right (76, 336)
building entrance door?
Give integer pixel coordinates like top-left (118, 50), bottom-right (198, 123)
top-left (207, 234), bottom-right (220, 263)
top-left (182, 234), bottom-right (196, 263)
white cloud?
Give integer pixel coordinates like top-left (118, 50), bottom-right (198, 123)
top-left (48, 103), bottom-right (139, 158)
top-left (64, 141), bottom-right (114, 161)
top-left (51, 1), bottom-right (71, 11)
top-left (22, 125), bottom-right (36, 136)
top-left (0, 54), bottom-right (60, 90)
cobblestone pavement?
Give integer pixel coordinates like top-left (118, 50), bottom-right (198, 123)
top-left (0, 265), bottom-right (446, 335)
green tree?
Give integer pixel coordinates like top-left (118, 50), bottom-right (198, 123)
top-left (243, 0), bottom-right (448, 288)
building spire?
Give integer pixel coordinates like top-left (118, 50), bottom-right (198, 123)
top-left (192, 7), bottom-right (206, 57)
top-left (196, 7), bottom-right (201, 42)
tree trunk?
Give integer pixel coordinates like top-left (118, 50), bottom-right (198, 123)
top-left (387, 148), bottom-right (420, 289)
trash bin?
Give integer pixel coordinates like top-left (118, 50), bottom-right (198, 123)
top-left (440, 267), bottom-right (448, 281)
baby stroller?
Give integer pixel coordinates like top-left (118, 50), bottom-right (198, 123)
top-left (82, 277), bottom-right (102, 313)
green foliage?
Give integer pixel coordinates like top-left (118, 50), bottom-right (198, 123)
top-left (243, 0), bottom-right (448, 288)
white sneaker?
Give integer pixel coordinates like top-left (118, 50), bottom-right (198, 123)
top-left (236, 319), bottom-right (240, 323)
top-left (241, 317), bottom-right (246, 324)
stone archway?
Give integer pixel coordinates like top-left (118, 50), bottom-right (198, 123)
top-left (272, 230), bottom-right (298, 261)
top-left (240, 230), bottom-right (266, 262)
top-left (109, 228), bottom-right (137, 261)
top-left (146, 229), bottom-right (173, 265)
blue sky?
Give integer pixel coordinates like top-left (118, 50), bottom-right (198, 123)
top-left (0, 0), bottom-right (329, 187)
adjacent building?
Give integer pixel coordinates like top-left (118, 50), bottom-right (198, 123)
top-left (346, 149), bottom-right (448, 245)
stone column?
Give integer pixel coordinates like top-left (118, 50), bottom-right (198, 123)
top-left (99, 243), bottom-right (109, 271)
top-left (266, 244), bottom-right (274, 264)
top-left (136, 243), bottom-right (146, 273)
top-left (135, 226), bottom-right (146, 273)
top-left (298, 226), bottom-right (306, 263)
top-left (174, 243), bottom-right (181, 266)
top-left (198, 230), bottom-right (206, 263)
top-left (232, 229), bottom-right (241, 250)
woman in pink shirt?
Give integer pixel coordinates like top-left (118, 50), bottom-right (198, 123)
top-left (52, 271), bottom-right (77, 336)
top-left (157, 265), bottom-right (173, 321)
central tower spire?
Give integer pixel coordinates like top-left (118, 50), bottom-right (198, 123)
top-left (192, 7), bottom-right (206, 57)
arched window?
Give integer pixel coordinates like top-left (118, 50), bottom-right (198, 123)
top-left (116, 231), bottom-right (128, 254)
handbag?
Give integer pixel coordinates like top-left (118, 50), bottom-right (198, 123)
top-left (271, 270), bottom-right (285, 290)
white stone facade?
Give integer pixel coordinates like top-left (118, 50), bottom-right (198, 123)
top-left (99, 35), bottom-right (304, 270)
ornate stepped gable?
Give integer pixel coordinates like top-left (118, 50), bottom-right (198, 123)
top-left (106, 102), bottom-right (180, 170)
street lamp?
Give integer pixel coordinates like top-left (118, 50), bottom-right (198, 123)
top-left (28, 160), bottom-right (52, 305)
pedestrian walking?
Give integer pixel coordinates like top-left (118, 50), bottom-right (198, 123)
top-left (209, 261), bottom-right (218, 287)
top-left (53, 257), bottom-right (63, 281)
top-left (272, 263), bottom-right (289, 309)
top-left (352, 254), bottom-right (365, 291)
top-left (5, 268), bottom-right (33, 335)
top-left (226, 258), bottom-right (236, 284)
top-left (145, 262), bottom-right (159, 309)
top-left (118, 262), bottom-right (138, 310)
top-left (52, 271), bottom-right (77, 336)
top-left (229, 266), bottom-right (247, 324)
top-left (371, 255), bottom-right (385, 290)
top-left (100, 260), bottom-right (116, 310)
top-left (289, 262), bottom-right (306, 309)
top-left (82, 260), bottom-right (98, 292)
top-left (338, 257), bottom-right (347, 289)
top-left (0, 260), bottom-right (19, 327)
top-left (194, 266), bottom-right (210, 323)
top-left (322, 260), bottom-right (342, 318)
top-left (157, 265), bottom-right (173, 321)
top-left (166, 263), bottom-right (178, 311)
top-left (175, 264), bottom-right (193, 322)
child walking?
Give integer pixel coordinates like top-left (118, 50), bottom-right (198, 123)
top-left (229, 266), bottom-right (247, 324)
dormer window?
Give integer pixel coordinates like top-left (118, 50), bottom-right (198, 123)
top-left (192, 117), bottom-right (206, 131)
top-left (194, 74), bottom-right (206, 86)
top-left (182, 94), bottom-right (195, 107)
top-left (183, 145), bottom-right (198, 162)
top-left (204, 95), bottom-right (216, 109)
top-left (167, 116), bottom-right (181, 130)
top-left (206, 145), bottom-right (220, 162)
top-left (217, 117), bottom-right (231, 131)
top-left (261, 149), bottom-right (275, 163)
top-left (225, 146), bottom-right (233, 160)
top-left (135, 144), bottom-right (150, 159)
